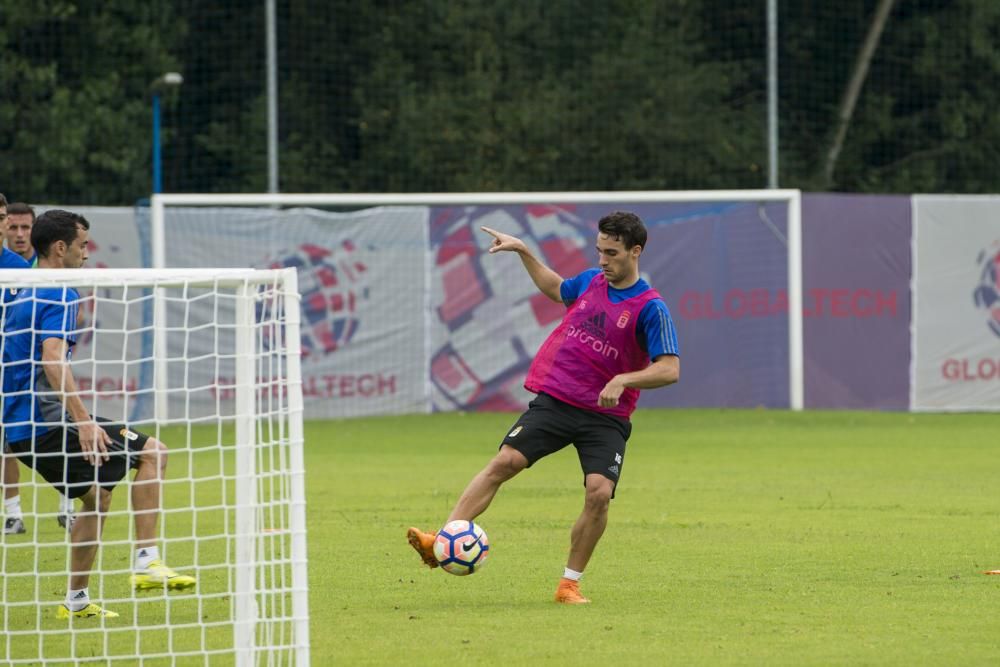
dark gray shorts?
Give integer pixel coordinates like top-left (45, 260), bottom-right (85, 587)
top-left (7, 418), bottom-right (150, 499)
top-left (500, 392), bottom-right (632, 496)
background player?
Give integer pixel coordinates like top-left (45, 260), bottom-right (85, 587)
top-left (5, 202), bottom-right (37, 264)
top-left (0, 194), bottom-right (32, 534)
top-left (1, 199), bottom-right (76, 534)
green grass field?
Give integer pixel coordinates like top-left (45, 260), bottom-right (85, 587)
top-left (321, 409), bottom-right (1000, 666)
top-left (3, 409), bottom-right (999, 665)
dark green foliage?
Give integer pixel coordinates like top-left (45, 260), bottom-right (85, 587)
top-left (1, 0), bottom-right (999, 203)
top-left (0, 0), bottom-right (182, 204)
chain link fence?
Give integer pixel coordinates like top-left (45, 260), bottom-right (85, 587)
top-left (1, 0), bottom-right (997, 205)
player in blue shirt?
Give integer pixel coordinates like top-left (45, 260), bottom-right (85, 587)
top-left (5, 202), bottom-right (37, 265)
top-left (1, 199), bottom-right (76, 535)
top-left (0, 195), bottom-right (32, 536)
top-left (2, 209), bottom-right (195, 619)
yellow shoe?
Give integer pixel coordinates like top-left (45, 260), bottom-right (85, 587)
top-left (554, 578), bottom-right (590, 604)
top-left (131, 559), bottom-right (197, 591)
top-left (57, 603), bottom-right (119, 619)
top-left (406, 527), bottom-right (440, 568)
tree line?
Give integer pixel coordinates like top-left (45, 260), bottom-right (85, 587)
top-left (1, 0), bottom-right (997, 205)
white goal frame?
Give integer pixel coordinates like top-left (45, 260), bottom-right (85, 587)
top-left (152, 190), bottom-right (805, 410)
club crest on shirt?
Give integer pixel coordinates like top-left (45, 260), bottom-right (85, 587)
top-left (616, 310), bottom-right (631, 328)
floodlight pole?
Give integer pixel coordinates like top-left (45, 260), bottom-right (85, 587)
top-left (766, 0), bottom-right (779, 188)
top-left (150, 72), bottom-right (184, 194)
top-left (266, 0), bottom-right (279, 193)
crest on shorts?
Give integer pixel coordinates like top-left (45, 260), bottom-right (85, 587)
top-left (119, 428), bottom-right (139, 441)
top-left (507, 426), bottom-right (523, 438)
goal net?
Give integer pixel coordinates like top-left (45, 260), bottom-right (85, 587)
top-left (0, 268), bottom-right (309, 666)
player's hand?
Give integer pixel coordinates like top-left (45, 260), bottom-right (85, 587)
top-left (480, 226), bottom-right (526, 254)
top-left (598, 377), bottom-right (626, 408)
top-left (78, 421), bottom-right (112, 466)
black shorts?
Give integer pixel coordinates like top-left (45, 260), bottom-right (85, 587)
top-left (7, 418), bottom-right (150, 499)
top-left (501, 393), bottom-right (632, 497)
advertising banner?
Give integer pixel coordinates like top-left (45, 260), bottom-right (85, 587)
top-left (912, 196), bottom-right (1000, 411)
top-left (802, 195), bottom-right (911, 409)
top-left (155, 206), bottom-right (430, 419)
top-left (428, 201), bottom-right (792, 411)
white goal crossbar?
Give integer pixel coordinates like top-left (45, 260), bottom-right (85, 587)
top-left (152, 190), bottom-right (805, 410)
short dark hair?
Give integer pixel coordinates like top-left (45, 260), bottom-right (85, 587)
top-left (32, 209), bottom-right (90, 258)
top-left (0, 193), bottom-right (7, 209)
top-left (598, 211), bottom-right (647, 250)
top-left (7, 202), bottom-right (35, 221)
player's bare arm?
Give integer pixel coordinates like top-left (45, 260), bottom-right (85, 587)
top-left (41, 337), bottom-right (111, 465)
top-left (598, 355), bottom-right (680, 408)
top-left (480, 225), bottom-right (563, 302)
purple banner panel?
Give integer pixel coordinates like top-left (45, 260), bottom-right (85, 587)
top-left (624, 202), bottom-right (790, 409)
top-left (802, 194), bottom-right (911, 409)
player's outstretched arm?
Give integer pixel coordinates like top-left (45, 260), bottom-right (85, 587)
top-left (480, 225), bottom-right (563, 303)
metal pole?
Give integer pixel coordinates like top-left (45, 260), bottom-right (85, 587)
top-left (233, 281), bottom-right (258, 665)
top-left (152, 93), bottom-right (162, 194)
top-left (766, 0), bottom-right (779, 188)
top-left (281, 268), bottom-right (311, 664)
top-left (787, 191), bottom-right (803, 410)
top-left (266, 0), bottom-right (279, 193)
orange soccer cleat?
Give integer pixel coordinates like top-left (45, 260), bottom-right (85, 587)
top-left (407, 527), bottom-right (439, 568)
top-left (554, 577), bottom-right (590, 604)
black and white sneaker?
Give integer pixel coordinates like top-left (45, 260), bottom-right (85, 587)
top-left (3, 517), bottom-right (26, 535)
top-left (57, 514), bottom-right (75, 531)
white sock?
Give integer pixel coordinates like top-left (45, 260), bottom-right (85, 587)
top-left (66, 588), bottom-right (89, 612)
top-left (4, 495), bottom-right (23, 520)
top-left (563, 567), bottom-right (583, 582)
top-left (59, 494), bottom-right (75, 515)
top-left (135, 546), bottom-right (160, 570)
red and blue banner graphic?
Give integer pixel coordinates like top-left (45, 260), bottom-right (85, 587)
top-left (150, 205), bottom-right (430, 419)
top-left (428, 205), bottom-right (592, 411)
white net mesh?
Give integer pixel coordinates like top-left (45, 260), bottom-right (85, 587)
top-left (0, 268), bottom-right (308, 666)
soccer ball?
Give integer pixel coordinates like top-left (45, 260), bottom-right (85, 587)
top-left (433, 520), bottom-right (490, 576)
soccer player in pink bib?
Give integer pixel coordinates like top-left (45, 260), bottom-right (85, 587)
top-left (409, 211), bottom-right (680, 604)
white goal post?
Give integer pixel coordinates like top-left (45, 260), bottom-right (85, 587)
top-left (151, 190), bottom-right (805, 410)
top-left (0, 268), bottom-right (308, 666)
